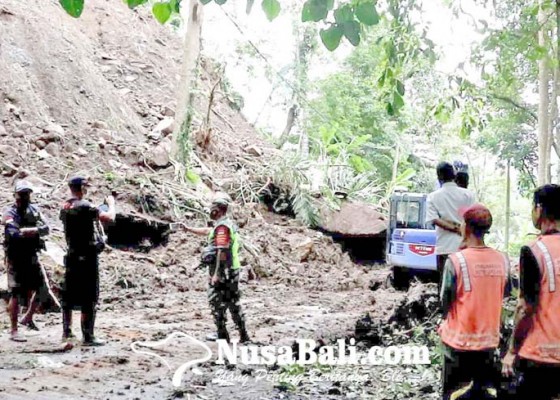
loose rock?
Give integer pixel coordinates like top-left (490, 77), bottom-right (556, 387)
top-left (37, 149), bottom-right (50, 159)
top-left (45, 142), bottom-right (60, 157)
top-left (0, 145), bottom-right (17, 156)
top-left (244, 145), bottom-right (263, 157)
top-left (146, 138), bottom-right (172, 168)
top-left (46, 123), bottom-right (65, 136)
top-left (92, 121), bottom-right (109, 130)
top-left (162, 105), bottom-right (175, 117)
top-left (151, 117), bottom-right (174, 137)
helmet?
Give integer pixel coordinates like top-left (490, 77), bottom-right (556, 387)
top-left (211, 192), bottom-right (231, 208)
top-left (453, 161), bottom-right (468, 174)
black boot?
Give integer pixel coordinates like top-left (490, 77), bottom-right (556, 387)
top-left (239, 329), bottom-right (251, 343)
top-left (237, 321), bottom-right (250, 343)
top-left (217, 327), bottom-right (230, 342)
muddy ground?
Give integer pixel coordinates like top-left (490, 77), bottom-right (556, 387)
top-left (0, 0), bottom-right (442, 398)
top-left (0, 266), bottom-right (440, 400)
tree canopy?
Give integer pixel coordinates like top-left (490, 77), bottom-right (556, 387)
top-left (59, 0), bottom-right (382, 51)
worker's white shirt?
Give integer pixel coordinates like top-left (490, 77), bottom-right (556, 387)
top-left (426, 182), bottom-right (475, 255)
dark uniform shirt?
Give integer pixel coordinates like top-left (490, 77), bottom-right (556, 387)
top-left (59, 198), bottom-right (103, 307)
top-left (59, 198), bottom-right (100, 253)
top-left (2, 204), bottom-right (49, 260)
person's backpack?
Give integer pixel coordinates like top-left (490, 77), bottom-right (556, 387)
top-left (200, 244), bottom-right (217, 266)
top-left (94, 218), bottom-right (106, 254)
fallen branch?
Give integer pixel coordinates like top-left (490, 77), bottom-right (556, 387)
top-left (211, 109), bottom-right (235, 132)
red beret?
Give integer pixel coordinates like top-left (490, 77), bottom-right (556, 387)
top-left (459, 203), bottom-right (493, 231)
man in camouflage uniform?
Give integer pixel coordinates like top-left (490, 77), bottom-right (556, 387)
top-left (185, 196), bottom-right (250, 343)
top-left (2, 180), bottom-right (50, 342)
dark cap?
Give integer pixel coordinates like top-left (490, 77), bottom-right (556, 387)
top-left (68, 176), bottom-right (89, 187)
top-left (459, 203), bottom-right (492, 233)
top-left (15, 180), bottom-right (33, 193)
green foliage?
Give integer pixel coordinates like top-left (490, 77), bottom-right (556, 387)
top-left (301, 0), bottom-right (333, 22)
top-left (306, 20), bottom-right (436, 201)
top-left (125, 0), bottom-right (148, 8)
top-left (354, 1), bottom-right (380, 26)
top-left (185, 169), bottom-right (201, 184)
top-left (152, 2), bottom-right (173, 24)
top-left (319, 25), bottom-right (343, 51)
top-left (261, 0), bottom-right (280, 21)
top-left (59, 0), bottom-right (84, 17)
top-left (60, 0), bottom-right (380, 51)
top-left (104, 171), bottom-right (117, 182)
top-left (270, 156), bottom-right (321, 227)
top-left (451, 0), bottom-right (541, 191)
top-left (220, 76), bottom-right (245, 111)
top-left (280, 363), bottom-right (306, 376)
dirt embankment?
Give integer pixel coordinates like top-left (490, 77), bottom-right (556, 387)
top-left (0, 2), bottom-right (402, 399)
top-left (0, 0), bottom-right (373, 295)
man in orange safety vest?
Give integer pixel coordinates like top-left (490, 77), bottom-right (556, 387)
top-left (502, 184), bottom-right (560, 399)
top-left (439, 203), bottom-right (511, 399)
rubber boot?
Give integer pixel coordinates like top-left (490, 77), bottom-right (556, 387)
top-left (217, 327), bottom-right (230, 342)
top-left (239, 328), bottom-right (250, 343)
top-left (237, 319), bottom-right (250, 343)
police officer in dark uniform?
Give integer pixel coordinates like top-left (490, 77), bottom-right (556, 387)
top-left (59, 176), bottom-right (115, 346)
top-left (2, 180), bottom-right (50, 342)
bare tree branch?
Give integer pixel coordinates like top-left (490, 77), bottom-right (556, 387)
top-left (491, 94), bottom-right (538, 122)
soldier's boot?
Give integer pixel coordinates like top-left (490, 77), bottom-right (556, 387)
top-left (231, 307), bottom-right (250, 343)
top-left (239, 327), bottom-right (251, 344)
top-left (212, 303), bottom-right (229, 342)
top-left (81, 304), bottom-right (105, 346)
top-left (217, 326), bottom-right (230, 342)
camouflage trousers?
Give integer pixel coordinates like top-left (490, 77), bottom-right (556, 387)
top-left (207, 268), bottom-right (248, 341)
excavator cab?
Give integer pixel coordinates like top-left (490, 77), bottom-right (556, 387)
top-left (386, 190), bottom-right (436, 288)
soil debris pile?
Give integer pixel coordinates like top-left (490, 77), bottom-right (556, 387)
top-left (356, 281), bottom-right (440, 344)
top-left (0, 0), bottom-right (373, 304)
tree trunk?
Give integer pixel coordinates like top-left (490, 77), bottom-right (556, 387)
top-left (505, 161), bottom-right (511, 254)
top-left (391, 144), bottom-right (400, 185)
top-left (172, 0), bottom-right (204, 162)
top-left (277, 104), bottom-right (298, 148)
top-left (556, 0), bottom-right (560, 183)
top-left (538, 1), bottom-right (551, 186)
top-left (299, 123), bottom-right (309, 159)
top-left (275, 24), bottom-right (315, 150)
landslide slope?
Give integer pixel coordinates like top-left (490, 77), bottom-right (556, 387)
top-left (0, 0), bottom-right (373, 298)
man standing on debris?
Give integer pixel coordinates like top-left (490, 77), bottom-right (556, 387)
top-left (2, 181), bottom-right (50, 342)
top-left (502, 184), bottom-right (560, 398)
top-left (427, 161), bottom-right (475, 290)
top-left (183, 194), bottom-right (250, 343)
top-left (59, 176), bottom-right (116, 346)
top-left (439, 203), bottom-right (510, 400)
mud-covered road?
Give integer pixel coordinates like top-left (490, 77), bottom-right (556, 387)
top-left (0, 270), bottom-right (439, 400)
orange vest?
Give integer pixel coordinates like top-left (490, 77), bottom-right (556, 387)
top-left (439, 247), bottom-right (508, 351)
top-left (519, 235), bottom-right (560, 364)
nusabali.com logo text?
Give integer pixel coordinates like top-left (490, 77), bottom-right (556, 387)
top-left (131, 333), bottom-right (431, 387)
